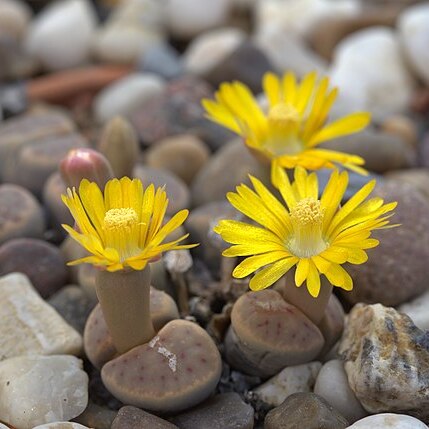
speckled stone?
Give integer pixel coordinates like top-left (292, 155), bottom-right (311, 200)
top-left (112, 406), bottom-right (178, 429)
top-left (129, 76), bottom-right (234, 151)
top-left (340, 180), bottom-right (429, 306)
top-left (0, 238), bottom-right (68, 298)
top-left (170, 392), bottom-right (254, 429)
top-left (264, 392), bottom-right (349, 429)
top-left (0, 183), bottom-right (46, 244)
top-left (339, 303), bottom-right (429, 422)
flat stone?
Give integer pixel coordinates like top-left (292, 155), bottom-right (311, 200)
top-left (145, 134), bottom-right (209, 185)
top-left (0, 184), bottom-right (46, 245)
top-left (129, 76), bottom-right (234, 151)
top-left (3, 132), bottom-right (87, 196)
top-left (94, 73), bottom-right (165, 123)
top-left (314, 360), bottom-right (368, 423)
top-left (341, 180), bottom-right (429, 306)
top-left (0, 238), bottom-right (68, 298)
top-left (347, 413), bottom-right (429, 428)
top-left (264, 392), bottom-right (349, 429)
top-left (0, 110), bottom-right (75, 178)
top-left (112, 406), bottom-right (178, 429)
top-left (339, 303), bottom-right (429, 422)
top-left (0, 355), bottom-right (88, 429)
top-left (253, 362), bottom-right (322, 407)
top-left (191, 139), bottom-right (271, 207)
top-left (48, 285), bottom-right (97, 334)
top-left (320, 129), bottom-right (415, 174)
top-left (0, 272), bottom-right (82, 359)
top-left (170, 392), bottom-right (254, 429)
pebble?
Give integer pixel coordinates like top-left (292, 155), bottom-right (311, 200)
top-left (0, 355), bottom-right (88, 429)
top-left (398, 289), bottom-right (429, 331)
top-left (341, 180), bottom-right (429, 306)
top-left (347, 413), bottom-right (429, 429)
top-left (94, 73), bottom-right (165, 123)
top-left (320, 129), bottom-right (414, 173)
top-left (185, 200), bottom-right (241, 273)
top-left (112, 406), bottom-right (178, 429)
top-left (339, 303), bottom-right (429, 422)
top-left (145, 134), bottom-right (210, 185)
top-left (0, 184), bottom-right (46, 245)
top-left (398, 3), bottom-right (429, 85)
top-left (0, 110), bottom-right (75, 181)
top-left (129, 76), bottom-right (234, 151)
top-left (170, 392), bottom-right (254, 429)
top-left (92, 0), bottom-right (165, 64)
top-left (191, 139), bottom-right (271, 206)
top-left (73, 402), bottom-right (117, 429)
top-left (0, 238), bottom-right (68, 298)
top-left (204, 40), bottom-right (273, 93)
top-left (138, 43), bottom-right (184, 80)
top-left (255, 0), bottom-right (359, 39)
top-left (25, 0), bottom-right (96, 71)
top-left (3, 132), bottom-right (88, 196)
top-left (314, 360), bottom-right (368, 423)
top-left (163, 0), bottom-right (232, 39)
top-left (253, 362), bottom-right (322, 407)
top-left (133, 165), bottom-right (190, 215)
top-left (0, 0), bottom-right (32, 40)
top-left (264, 392), bottom-right (349, 429)
top-left (0, 272), bottom-right (82, 359)
top-left (48, 285), bottom-right (97, 334)
top-left (184, 27), bottom-right (245, 78)
top-left (330, 27), bottom-right (414, 120)
top-left (254, 29), bottom-right (327, 76)
top-left (33, 424), bottom-right (90, 429)
top-left (380, 114), bottom-right (419, 149)
top-left (385, 169), bottom-right (429, 202)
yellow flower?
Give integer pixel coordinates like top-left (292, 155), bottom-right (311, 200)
top-left (62, 177), bottom-right (196, 272)
top-left (202, 71), bottom-right (371, 181)
top-left (214, 167), bottom-right (397, 297)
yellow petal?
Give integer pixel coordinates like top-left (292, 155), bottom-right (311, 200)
top-left (295, 258), bottom-right (310, 286)
top-left (263, 72), bottom-right (281, 108)
top-left (233, 251), bottom-right (288, 278)
top-left (306, 260), bottom-right (321, 297)
top-left (249, 257), bottom-right (298, 291)
top-left (324, 264), bottom-right (353, 291)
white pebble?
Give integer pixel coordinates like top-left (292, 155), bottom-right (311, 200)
top-left (25, 0), bottom-right (96, 71)
top-left (398, 3), bottom-right (429, 85)
top-left (398, 289), bottom-right (429, 331)
top-left (330, 27), bottom-right (415, 120)
top-left (93, 73), bottom-right (165, 123)
top-left (347, 413), bottom-right (429, 428)
top-left (314, 359), bottom-right (368, 423)
top-left (33, 423), bottom-right (90, 429)
top-left (0, 355), bottom-right (88, 429)
top-left (0, 0), bottom-right (32, 40)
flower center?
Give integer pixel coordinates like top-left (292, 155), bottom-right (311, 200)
top-left (288, 197), bottom-right (327, 258)
top-left (265, 103), bottom-right (302, 156)
top-left (104, 208), bottom-right (138, 230)
top-left (103, 208), bottom-right (140, 261)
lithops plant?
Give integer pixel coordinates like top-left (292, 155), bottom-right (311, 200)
top-left (84, 286), bottom-right (180, 369)
top-left (225, 289), bottom-right (324, 378)
top-left (101, 319), bottom-right (222, 413)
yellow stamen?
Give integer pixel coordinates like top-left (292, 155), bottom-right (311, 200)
top-left (103, 208), bottom-right (140, 261)
top-left (288, 197), bottom-right (327, 258)
top-left (266, 103), bottom-right (302, 156)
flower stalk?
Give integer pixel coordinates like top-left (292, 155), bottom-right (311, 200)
top-left (95, 266), bottom-right (155, 354)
